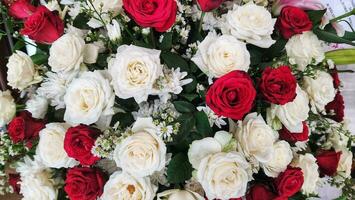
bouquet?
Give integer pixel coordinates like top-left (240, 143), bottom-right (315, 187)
top-left (0, 0), bottom-right (354, 199)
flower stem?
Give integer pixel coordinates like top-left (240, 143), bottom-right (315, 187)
top-left (198, 12), bottom-right (206, 33)
top-left (330, 9), bottom-right (355, 23)
top-left (150, 28), bottom-right (156, 48)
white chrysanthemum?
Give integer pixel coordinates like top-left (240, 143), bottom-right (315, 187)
top-left (0, 90), bottom-right (16, 127)
top-left (25, 95), bottom-right (48, 119)
top-left (197, 106), bottom-right (227, 128)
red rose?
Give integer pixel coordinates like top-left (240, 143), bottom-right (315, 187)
top-left (274, 166), bottom-right (304, 198)
top-left (20, 6), bottom-right (64, 44)
top-left (276, 6), bottom-right (313, 39)
top-left (206, 71), bottom-right (256, 120)
top-left (123, 0), bottom-right (177, 32)
top-left (279, 122), bottom-right (309, 143)
top-left (246, 184), bottom-right (277, 200)
top-left (330, 69), bottom-right (341, 89)
top-left (325, 91), bottom-right (345, 122)
top-left (8, 0), bottom-right (36, 19)
top-left (260, 66), bottom-right (297, 105)
top-left (8, 173), bottom-right (21, 194)
top-left (8, 111), bottom-right (45, 146)
top-left (64, 167), bottom-right (106, 200)
top-left (316, 150), bottom-right (342, 176)
top-left (64, 125), bottom-right (101, 166)
top-left (197, 0), bottom-right (224, 12)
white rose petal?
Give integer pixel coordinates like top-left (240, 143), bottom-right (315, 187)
top-left (191, 32), bottom-right (250, 78)
top-left (303, 71), bottom-right (336, 112)
top-left (235, 112), bottom-right (278, 164)
top-left (0, 90), bottom-right (16, 127)
top-left (294, 153), bottom-right (319, 195)
top-left (89, 0), bottom-right (122, 15)
top-left (337, 149), bottom-right (353, 178)
top-left (286, 31), bottom-right (325, 71)
top-left (48, 33), bottom-right (85, 73)
top-left (26, 95), bottom-right (48, 119)
top-left (108, 45), bottom-right (163, 103)
top-left (197, 152), bottom-right (251, 200)
top-left (83, 43), bottom-right (100, 64)
top-left (64, 70), bottom-right (115, 125)
top-left (222, 3), bottom-right (276, 48)
top-left (157, 189), bottom-right (205, 200)
top-left (106, 19), bottom-right (122, 41)
top-left (113, 117), bottom-right (167, 178)
top-left (7, 51), bottom-right (42, 90)
top-left (188, 137), bottom-right (222, 169)
top-left (101, 171), bottom-right (157, 200)
top-left (262, 140), bottom-right (293, 177)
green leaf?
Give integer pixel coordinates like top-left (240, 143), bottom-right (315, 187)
top-left (264, 38), bottom-right (287, 59)
top-left (31, 53), bottom-right (48, 65)
top-left (183, 75), bottom-right (197, 93)
top-left (174, 113), bottom-right (196, 144)
top-left (343, 31), bottom-right (355, 41)
top-left (313, 28), bottom-right (355, 46)
top-left (13, 40), bottom-right (25, 51)
top-left (307, 9), bottom-right (327, 25)
top-left (159, 32), bottom-right (173, 50)
top-left (111, 112), bottom-right (135, 128)
top-left (194, 111), bottom-right (212, 137)
top-left (173, 101), bottom-right (196, 113)
top-left (247, 45), bottom-right (263, 66)
top-left (180, 93), bottom-right (199, 102)
top-left (167, 153), bottom-right (193, 184)
top-left (73, 13), bottom-right (90, 29)
top-left (161, 51), bottom-right (190, 72)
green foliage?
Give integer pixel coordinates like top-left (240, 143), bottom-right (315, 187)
top-left (159, 32), bottom-right (173, 50)
top-left (31, 53), bottom-right (48, 65)
top-left (161, 51), bottom-right (190, 72)
top-left (167, 153), bottom-right (193, 184)
top-left (73, 13), bottom-right (90, 29)
top-left (307, 9), bottom-right (327, 25)
top-left (194, 111), bottom-right (212, 137)
top-left (173, 101), bottom-right (196, 113)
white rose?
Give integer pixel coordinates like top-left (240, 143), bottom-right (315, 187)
top-left (106, 19), bottom-right (122, 42)
top-left (286, 31), bottom-right (325, 71)
top-left (101, 171), bottom-right (157, 200)
top-left (6, 51), bottom-right (42, 90)
top-left (235, 113), bottom-right (278, 163)
top-left (303, 71), bottom-right (336, 112)
top-left (262, 140), bottom-right (293, 177)
top-left (268, 85), bottom-right (310, 133)
top-left (191, 32), bottom-right (250, 78)
top-left (26, 95), bottom-right (48, 119)
top-left (36, 123), bottom-right (79, 168)
top-left (293, 153), bottom-right (319, 195)
top-left (89, 0), bottom-right (123, 15)
top-left (113, 117), bottom-right (167, 178)
top-left (222, 3), bottom-right (276, 48)
top-left (108, 45), bottom-right (162, 103)
top-left (197, 152), bottom-right (251, 200)
top-left (48, 33), bottom-right (85, 73)
top-left (157, 189), bottom-right (205, 200)
top-left (64, 70), bottom-right (114, 125)
top-left (337, 149), bottom-right (353, 178)
top-left (0, 90), bottom-right (16, 127)
top-left (83, 43), bottom-right (100, 64)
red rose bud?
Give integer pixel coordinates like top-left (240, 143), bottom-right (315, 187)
top-left (330, 69), bottom-right (341, 89)
top-left (276, 6), bottom-right (313, 39)
top-left (279, 122), bottom-right (309, 143)
top-left (316, 150), bottom-right (342, 176)
top-left (8, 111), bottom-right (45, 145)
top-left (8, 173), bottom-right (21, 194)
top-left (260, 66), bottom-right (297, 105)
top-left (274, 166), bottom-right (304, 198)
top-left (197, 0), bottom-right (224, 12)
top-left (123, 0), bottom-right (177, 32)
top-left (206, 70), bottom-right (256, 120)
top-left (20, 6), bottom-right (64, 44)
top-left (64, 167), bottom-right (106, 200)
top-left (246, 184), bottom-right (277, 200)
top-left (325, 91), bottom-right (345, 122)
top-left (8, 0), bottom-right (37, 19)
top-left (64, 125), bottom-right (101, 166)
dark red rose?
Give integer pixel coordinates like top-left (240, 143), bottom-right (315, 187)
top-left (8, 111), bottom-right (45, 146)
top-left (20, 6), bottom-right (64, 44)
top-left (276, 6), bottom-right (313, 39)
top-left (330, 69), bottom-right (341, 89)
top-left (8, 0), bottom-right (36, 19)
top-left (274, 166), bottom-right (304, 198)
top-left (260, 66), bottom-right (297, 105)
top-left (316, 150), bottom-right (342, 176)
top-left (279, 122), bottom-right (309, 143)
top-left (197, 0), bottom-right (224, 12)
top-left (123, 0), bottom-right (177, 32)
top-left (206, 71), bottom-right (256, 120)
top-left (65, 167), bottom-right (106, 200)
top-left (8, 173), bottom-right (21, 194)
top-left (246, 184), bottom-right (277, 200)
top-left (64, 125), bottom-right (101, 166)
top-left (325, 91), bottom-right (345, 122)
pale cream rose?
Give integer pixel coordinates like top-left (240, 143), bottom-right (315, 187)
top-left (0, 90), bottom-right (16, 127)
top-left (337, 149), bottom-right (353, 178)
top-left (303, 71), bottom-right (336, 112)
top-left (108, 45), bottom-right (163, 103)
top-left (222, 3), bottom-right (276, 48)
top-left (113, 117), bottom-right (167, 178)
top-left (101, 171), bottom-right (157, 200)
top-left (262, 140), bottom-right (293, 177)
top-left (7, 51), bottom-right (42, 90)
top-left (157, 189), bottom-right (205, 200)
top-left (191, 32), bottom-right (250, 78)
top-left (286, 31), bottom-right (325, 71)
top-left (293, 153), bottom-right (319, 195)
